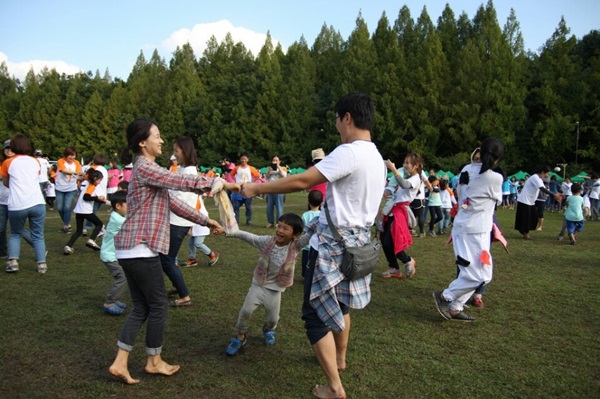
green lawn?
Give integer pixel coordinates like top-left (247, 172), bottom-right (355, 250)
top-left (1, 192), bottom-right (598, 399)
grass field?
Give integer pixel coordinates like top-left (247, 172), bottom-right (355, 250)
top-left (1, 192), bottom-right (599, 399)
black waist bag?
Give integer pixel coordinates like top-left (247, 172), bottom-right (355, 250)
top-left (324, 203), bottom-right (379, 281)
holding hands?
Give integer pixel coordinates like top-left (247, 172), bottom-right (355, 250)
top-left (239, 182), bottom-right (259, 199)
top-left (206, 218), bottom-right (224, 235)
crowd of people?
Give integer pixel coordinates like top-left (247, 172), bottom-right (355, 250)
top-left (2, 91), bottom-right (597, 399)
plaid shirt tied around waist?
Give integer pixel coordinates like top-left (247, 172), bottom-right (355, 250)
top-left (310, 222), bottom-right (372, 333)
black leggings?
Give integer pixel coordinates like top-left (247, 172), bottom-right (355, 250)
top-left (428, 206), bottom-right (443, 231)
top-left (381, 216), bottom-right (411, 269)
top-left (302, 248), bottom-right (349, 345)
top-left (410, 199), bottom-right (425, 234)
top-left (67, 213), bottom-right (103, 247)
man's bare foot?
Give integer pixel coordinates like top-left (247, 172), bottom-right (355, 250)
top-left (108, 365), bottom-right (140, 385)
top-left (312, 384), bottom-right (346, 399)
top-left (144, 360), bottom-right (180, 376)
top-left (337, 359), bottom-right (347, 372)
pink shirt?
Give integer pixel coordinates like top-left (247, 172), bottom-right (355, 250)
top-left (107, 168), bottom-right (120, 189)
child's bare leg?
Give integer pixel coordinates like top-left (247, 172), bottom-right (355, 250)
top-left (144, 354), bottom-right (180, 376)
top-left (109, 349), bottom-right (140, 385)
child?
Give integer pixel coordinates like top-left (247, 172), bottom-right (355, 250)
top-left (225, 213), bottom-right (315, 356)
top-left (563, 183), bottom-right (585, 245)
top-left (427, 175), bottom-right (443, 236)
top-left (117, 180), bottom-right (129, 192)
top-left (438, 179), bottom-right (456, 234)
top-left (185, 193), bottom-right (220, 267)
top-left (301, 190), bottom-right (322, 278)
top-left (100, 190), bottom-right (129, 315)
top-left (64, 169), bottom-right (110, 254)
top-left (45, 176), bottom-right (56, 210)
top-left (433, 138), bottom-right (504, 321)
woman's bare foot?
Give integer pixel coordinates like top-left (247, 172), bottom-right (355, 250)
top-left (337, 358), bottom-right (346, 372)
top-left (144, 357), bottom-right (180, 376)
top-left (108, 365), bottom-right (140, 385)
top-left (312, 384), bottom-right (346, 399)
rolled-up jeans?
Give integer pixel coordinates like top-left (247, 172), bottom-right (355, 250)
top-left (117, 256), bottom-right (167, 355)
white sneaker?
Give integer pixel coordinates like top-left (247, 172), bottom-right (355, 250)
top-left (404, 258), bottom-right (416, 278)
top-left (97, 227), bottom-right (106, 238)
top-left (37, 263), bottom-right (48, 274)
top-left (85, 239), bottom-right (101, 251)
top-left (5, 261), bottom-right (19, 273)
top-left (64, 246), bottom-right (74, 255)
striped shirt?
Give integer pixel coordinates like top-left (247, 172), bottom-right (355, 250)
top-left (115, 156), bottom-right (213, 254)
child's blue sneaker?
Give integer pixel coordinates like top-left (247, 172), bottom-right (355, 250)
top-left (115, 301), bottom-right (127, 309)
top-left (263, 330), bottom-right (276, 345)
top-left (103, 303), bottom-right (125, 315)
top-left (226, 337), bottom-right (246, 356)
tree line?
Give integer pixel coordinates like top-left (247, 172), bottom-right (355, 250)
top-left (0, 0), bottom-right (598, 174)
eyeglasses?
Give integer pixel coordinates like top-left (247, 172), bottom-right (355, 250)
top-left (333, 115), bottom-right (340, 122)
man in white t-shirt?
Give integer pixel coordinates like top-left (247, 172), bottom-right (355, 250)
top-left (239, 93), bottom-right (385, 399)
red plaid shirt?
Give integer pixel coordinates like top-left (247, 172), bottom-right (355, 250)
top-left (115, 156), bottom-right (212, 254)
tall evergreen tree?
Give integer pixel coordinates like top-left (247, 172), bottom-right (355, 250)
top-left (526, 17), bottom-right (582, 164)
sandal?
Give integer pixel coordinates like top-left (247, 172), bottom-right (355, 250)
top-left (169, 299), bottom-right (191, 307)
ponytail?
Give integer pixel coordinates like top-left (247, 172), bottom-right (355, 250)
top-left (479, 138), bottom-right (504, 174)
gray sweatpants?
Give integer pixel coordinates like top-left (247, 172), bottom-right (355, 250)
top-left (235, 283), bottom-right (281, 334)
top-left (103, 260), bottom-right (128, 303)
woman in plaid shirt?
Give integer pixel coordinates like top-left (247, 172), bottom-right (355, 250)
top-left (108, 119), bottom-right (233, 385)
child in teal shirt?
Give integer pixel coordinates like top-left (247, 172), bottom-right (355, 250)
top-left (301, 190), bottom-right (322, 278)
top-left (100, 191), bottom-right (128, 315)
top-left (563, 183), bottom-right (584, 245)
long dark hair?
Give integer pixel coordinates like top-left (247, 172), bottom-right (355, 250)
top-left (479, 138), bottom-right (504, 174)
top-left (173, 136), bottom-right (198, 167)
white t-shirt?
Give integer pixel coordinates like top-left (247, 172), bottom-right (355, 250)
top-left (0, 180), bottom-right (8, 205)
top-left (389, 173), bottom-right (421, 203)
top-left (93, 165), bottom-right (108, 197)
top-left (453, 163), bottom-right (503, 234)
top-left (1, 155), bottom-right (45, 211)
top-left (73, 181), bottom-right (98, 214)
top-left (191, 195), bottom-right (210, 236)
top-left (590, 181), bottom-right (600, 200)
top-left (561, 182), bottom-right (572, 196)
top-left (518, 174), bottom-right (545, 206)
top-left (169, 165), bottom-right (200, 227)
top-left (36, 157), bottom-right (50, 183)
top-left (315, 140), bottom-right (386, 228)
top-left (440, 188), bottom-right (456, 209)
top-left (45, 181), bottom-right (55, 197)
top-left (413, 170), bottom-right (428, 200)
top-left (234, 165), bottom-right (255, 183)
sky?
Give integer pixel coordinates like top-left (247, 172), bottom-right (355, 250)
top-left (1, 0), bottom-right (598, 82)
